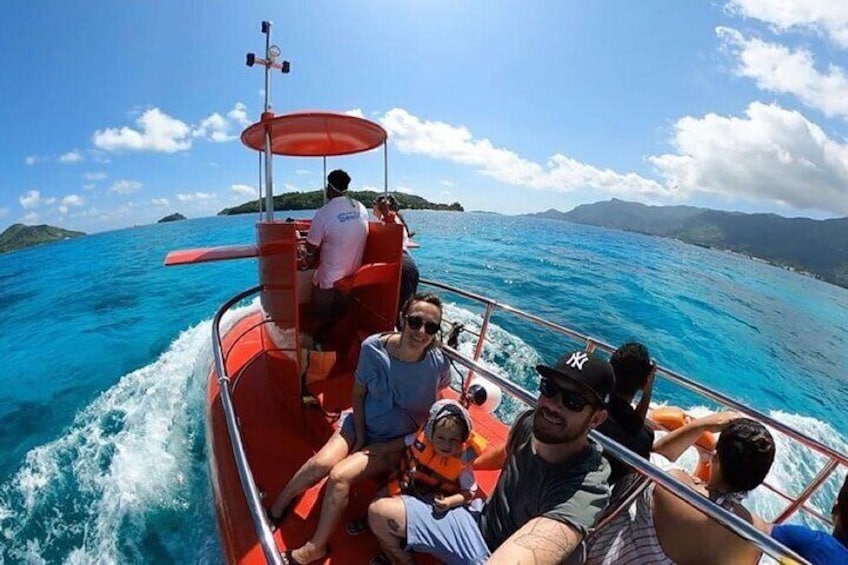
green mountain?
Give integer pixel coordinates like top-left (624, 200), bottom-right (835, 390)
top-left (0, 223), bottom-right (86, 253)
top-left (530, 199), bottom-right (848, 289)
top-left (218, 190), bottom-right (463, 215)
top-left (158, 213), bottom-right (186, 223)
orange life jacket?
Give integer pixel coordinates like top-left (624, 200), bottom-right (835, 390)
top-left (388, 429), bottom-right (487, 497)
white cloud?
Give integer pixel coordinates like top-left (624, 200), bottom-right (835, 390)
top-left (151, 198), bottom-right (170, 207)
top-left (719, 27), bottom-right (848, 119)
top-left (93, 108), bottom-right (193, 153)
top-left (726, 1), bottom-right (848, 47)
top-left (24, 156), bottom-right (38, 165)
top-left (82, 184), bottom-right (96, 191)
top-left (379, 108), bottom-right (668, 197)
top-left (22, 212), bottom-right (39, 223)
top-left (84, 172), bottom-right (108, 181)
top-left (396, 185), bottom-right (415, 194)
top-left (441, 190), bottom-right (453, 197)
top-left (0, 208), bottom-right (7, 218)
top-left (193, 112), bottom-right (233, 142)
top-left (59, 150), bottom-right (84, 163)
top-left (227, 102), bottom-right (251, 126)
top-left (231, 184), bottom-right (257, 196)
top-left (61, 194), bottom-right (84, 206)
top-left (345, 108), bottom-right (365, 118)
top-left (20, 190), bottom-right (43, 209)
top-left (440, 179), bottom-right (455, 187)
top-left (109, 180), bottom-right (143, 194)
top-left (58, 205), bottom-right (68, 214)
top-left (650, 102), bottom-right (848, 214)
top-left (295, 169), bottom-right (311, 175)
top-left (176, 192), bottom-right (214, 202)
top-left (194, 103), bottom-right (252, 142)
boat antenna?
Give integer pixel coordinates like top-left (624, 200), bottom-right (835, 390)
top-left (246, 21), bottom-right (290, 221)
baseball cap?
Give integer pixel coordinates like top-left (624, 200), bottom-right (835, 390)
top-left (535, 350), bottom-right (615, 406)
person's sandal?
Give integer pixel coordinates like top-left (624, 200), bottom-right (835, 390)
top-left (345, 518), bottom-right (369, 536)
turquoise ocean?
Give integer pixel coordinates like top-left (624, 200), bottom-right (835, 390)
top-left (1, 211), bottom-right (847, 563)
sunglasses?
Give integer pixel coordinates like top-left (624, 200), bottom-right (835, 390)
top-left (538, 376), bottom-right (593, 412)
top-left (406, 315), bottom-right (440, 335)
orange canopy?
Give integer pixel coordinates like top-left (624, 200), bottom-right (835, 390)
top-left (240, 111), bottom-right (387, 157)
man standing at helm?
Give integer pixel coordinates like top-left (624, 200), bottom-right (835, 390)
top-left (305, 169), bottom-right (369, 346)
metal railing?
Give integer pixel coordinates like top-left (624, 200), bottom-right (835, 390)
top-left (422, 277), bottom-right (848, 563)
top-left (211, 285), bottom-right (283, 565)
top-left (208, 278), bottom-right (843, 564)
top-left (438, 343), bottom-right (810, 564)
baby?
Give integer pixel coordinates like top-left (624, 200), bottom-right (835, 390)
top-left (390, 398), bottom-right (485, 511)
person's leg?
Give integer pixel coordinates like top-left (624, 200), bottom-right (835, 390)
top-left (368, 496), bottom-right (414, 565)
top-left (290, 450), bottom-right (401, 563)
top-left (369, 495), bottom-right (490, 565)
top-left (269, 430), bottom-right (352, 519)
top-left (310, 287), bottom-right (336, 347)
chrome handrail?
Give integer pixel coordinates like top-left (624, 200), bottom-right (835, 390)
top-left (423, 278), bottom-right (847, 524)
top-left (439, 345), bottom-right (811, 565)
top-left (208, 278), bottom-right (836, 565)
top-left (211, 285), bottom-right (283, 565)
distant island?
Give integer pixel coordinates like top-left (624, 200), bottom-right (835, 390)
top-left (158, 213), bottom-right (186, 223)
top-left (0, 223), bottom-right (85, 253)
top-left (218, 190), bottom-right (463, 216)
top-left (527, 199), bottom-right (848, 289)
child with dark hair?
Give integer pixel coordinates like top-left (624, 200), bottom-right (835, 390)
top-left (770, 473), bottom-right (848, 564)
top-left (597, 342), bottom-right (656, 482)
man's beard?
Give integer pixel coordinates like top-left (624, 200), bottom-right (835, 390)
top-left (532, 406), bottom-right (592, 444)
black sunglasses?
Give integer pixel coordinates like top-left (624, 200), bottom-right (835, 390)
top-left (538, 376), bottom-right (593, 412)
top-left (406, 315), bottom-right (440, 335)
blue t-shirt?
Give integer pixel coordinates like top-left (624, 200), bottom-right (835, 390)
top-left (772, 524), bottom-right (848, 565)
top-left (354, 334), bottom-right (451, 442)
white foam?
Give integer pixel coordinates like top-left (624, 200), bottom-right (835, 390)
top-left (0, 300), bottom-right (259, 563)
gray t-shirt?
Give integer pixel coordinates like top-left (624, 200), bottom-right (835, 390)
top-left (480, 410), bottom-right (611, 551)
top-left (354, 334), bottom-right (452, 442)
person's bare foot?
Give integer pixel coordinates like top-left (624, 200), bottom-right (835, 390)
top-left (281, 542), bottom-right (329, 565)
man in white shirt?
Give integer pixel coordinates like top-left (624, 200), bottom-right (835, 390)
top-left (305, 169), bottom-right (369, 345)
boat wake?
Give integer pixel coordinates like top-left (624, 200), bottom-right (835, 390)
top-left (0, 301), bottom-right (258, 564)
top-left (0, 301), bottom-right (843, 562)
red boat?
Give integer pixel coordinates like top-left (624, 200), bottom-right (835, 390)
top-left (165, 21), bottom-right (843, 565)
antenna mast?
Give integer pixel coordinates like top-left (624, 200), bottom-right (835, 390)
top-left (246, 21), bottom-right (291, 221)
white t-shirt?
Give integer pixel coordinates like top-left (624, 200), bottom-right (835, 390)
top-left (307, 196), bottom-right (369, 289)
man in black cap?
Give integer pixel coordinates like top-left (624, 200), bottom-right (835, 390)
top-left (368, 349), bottom-right (613, 565)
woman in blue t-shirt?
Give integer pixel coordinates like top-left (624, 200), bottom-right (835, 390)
top-left (269, 292), bottom-right (451, 565)
top-left (771, 474), bottom-right (848, 565)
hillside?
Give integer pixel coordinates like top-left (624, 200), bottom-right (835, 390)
top-left (530, 199), bottom-right (848, 289)
top-left (218, 190), bottom-right (463, 215)
top-left (0, 224), bottom-right (86, 253)
top-left (158, 213), bottom-right (186, 223)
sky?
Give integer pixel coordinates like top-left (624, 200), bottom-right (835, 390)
top-left (2, 1), bottom-right (848, 234)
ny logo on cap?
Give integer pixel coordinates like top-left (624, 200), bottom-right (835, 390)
top-left (566, 351), bottom-right (589, 371)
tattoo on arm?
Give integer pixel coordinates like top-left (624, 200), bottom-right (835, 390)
top-left (511, 519), bottom-right (581, 563)
top-left (388, 518), bottom-right (401, 534)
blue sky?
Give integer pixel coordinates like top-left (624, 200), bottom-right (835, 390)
top-left (2, 1), bottom-right (848, 233)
